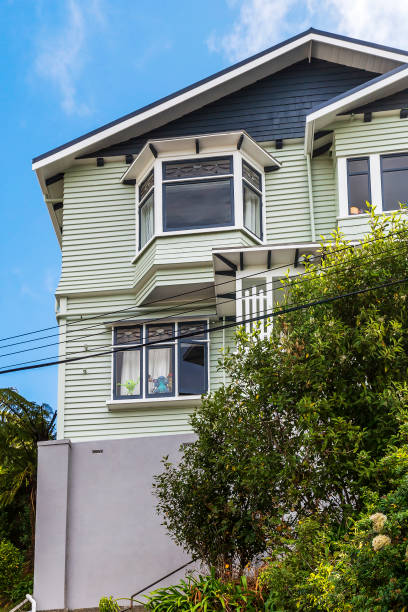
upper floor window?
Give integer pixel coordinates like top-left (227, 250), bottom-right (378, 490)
top-left (242, 160), bottom-right (262, 238)
top-left (381, 154), bottom-right (408, 211)
top-left (113, 321), bottom-right (208, 401)
top-left (162, 157), bottom-right (234, 231)
top-left (347, 157), bottom-right (371, 215)
top-left (139, 170), bottom-right (154, 249)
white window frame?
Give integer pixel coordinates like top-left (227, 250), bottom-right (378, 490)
top-left (337, 151), bottom-right (408, 218)
top-left (111, 320), bottom-right (209, 403)
top-left (134, 149), bottom-right (266, 256)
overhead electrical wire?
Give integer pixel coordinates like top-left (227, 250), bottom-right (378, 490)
top-left (0, 245), bottom-right (403, 369)
top-left (0, 274), bottom-right (406, 375)
top-left (0, 242), bottom-right (406, 366)
top-left (1, 226), bottom-right (408, 346)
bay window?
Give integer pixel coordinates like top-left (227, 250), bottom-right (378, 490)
top-left (162, 157), bottom-right (234, 231)
top-left (113, 321), bottom-right (208, 400)
top-left (242, 160), bottom-right (262, 238)
top-left (381, 153), bottom-right (408, 211)
top-left (347, 157), bottom-right (371, 215)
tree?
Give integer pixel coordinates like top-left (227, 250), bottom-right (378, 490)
top-left (154, 210), bottom-right (408, 574)
top-left (0, 388), bottom-right (56, 566)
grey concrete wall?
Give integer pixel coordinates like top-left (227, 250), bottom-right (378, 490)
top-left (34, 440), bottom-right (71, 610)
top-left (34, 434), bottom-right (196, 611)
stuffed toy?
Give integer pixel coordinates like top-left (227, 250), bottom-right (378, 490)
top-left (153, 376), bottom-right (170, 394)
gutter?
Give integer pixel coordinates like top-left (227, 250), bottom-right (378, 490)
top-left (306, 153), bottom-right (316, 242)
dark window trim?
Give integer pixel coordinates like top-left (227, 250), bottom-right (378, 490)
top-left (346, 156), bottom-right (371, 214)
top-left (113, 347), bottom-right (143, 400)
top-left (242, 180), bottom-right (263, 241)
top-left (163, 156), bottom-right (233, 181)
top-left (145, 343), bottom-right (175, 398)
top-left (162, 177), bottom-right (235, 232)
top-left (380, 153), bottom-right (408, 211)
top-left (178, 340), bottom-right (208, 396)
top-left (114, 325), bottom-right (142, 346)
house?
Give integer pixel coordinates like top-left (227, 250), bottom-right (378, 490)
top-left (32, 28), bottom-right (408, 611)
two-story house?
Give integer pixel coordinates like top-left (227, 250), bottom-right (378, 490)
top-left (32, 28), bottom-right (408, 611)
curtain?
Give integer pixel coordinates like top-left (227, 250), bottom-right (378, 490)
top-left (140, 193), bottom-right (154, 247)
top-left (118, 350), bottom-right (140, 396)
top-left (148, 347), bottom-right (172, 394)
top-left (243, 185), bottom-right (260, 237)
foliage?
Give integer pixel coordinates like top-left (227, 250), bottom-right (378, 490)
top-left (141, 568), bottom-right (266, 611)
top-left (0, 388), bottom-right (56, 564)
top-left (154, 209), bottom-right (408, 572)
top-left (98, 596), bottom-right (121, 612)
top-left (0, 539), bottom-right (25, 606)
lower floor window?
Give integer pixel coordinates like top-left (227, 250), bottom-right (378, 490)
top-left (113, 321), bottom-right (208, 400)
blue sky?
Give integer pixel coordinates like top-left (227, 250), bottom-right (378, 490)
top-left (0, 0), bottom-right (407, 409)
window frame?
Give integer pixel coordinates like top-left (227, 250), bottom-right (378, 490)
top-left (380, 152), bottom-right (408, 212)
top-left (162, 156), bottom-right (235, 232)
top-left (242, 159), bottom-right (263, 240)
top-left (346, 156), bottom-right (371, 216)
top-left (138, 169), bottom-right (155, 250)
top-left (112, 320), bottom-right (209, 402)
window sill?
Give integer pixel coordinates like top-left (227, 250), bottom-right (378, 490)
top-left (337, 209), bottom-right (407, 221)
top-left (106, 395), bottom-right (203, 411)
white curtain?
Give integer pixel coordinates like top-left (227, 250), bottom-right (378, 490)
top-left (119, 350), bottom-right (140, 395)
top-left (140, 194), bottom-right (154, 247)
top-left (244, 186), bottom-right (260, 237)
top-left (148, 347), bottom-right (172, 394)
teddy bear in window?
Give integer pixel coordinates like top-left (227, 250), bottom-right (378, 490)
top-left (149, 373), bottom-right (172, 394)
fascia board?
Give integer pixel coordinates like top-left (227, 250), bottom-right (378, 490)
top-left (304, 65), bottom-right (408, 153)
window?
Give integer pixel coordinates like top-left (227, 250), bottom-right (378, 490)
top-left (242, 160), bottom-right (262, 238)
top-left (381, 154), bottom-right (408, 211)
top-left (113, 321), bottom-right (208, 400)
top-left (162, 157), bottom-right (234, 231)
top-left (139, 170), bottom-right (154, 248)
top-left (347, 157), bottom-right (371, 215)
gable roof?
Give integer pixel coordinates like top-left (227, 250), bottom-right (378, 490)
top-left (32, 27), bottom-right (408, 189)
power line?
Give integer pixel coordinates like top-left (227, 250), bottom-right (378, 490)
top-left (1, 226), bottom-right (407, 346)
top-left (0, 240), bottom-right (404, 369)
top-left (0, 274), bottom-right (406, 375)
top-left (1, 242), bottom-right (406, 366)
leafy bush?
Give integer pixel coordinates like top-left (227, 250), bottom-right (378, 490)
top-left (98, 596), bottom-right (120, 612)
top-left (154, 210), bottom-right (408, 572)
top-left (141, 569), bottom-right (266, 611)
top-left (0, 539), bottom-right (25, 604)
top-left (10, 574), bottom-right (33, 606)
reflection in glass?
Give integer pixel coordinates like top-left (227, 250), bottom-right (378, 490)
top-left (179, 343), bottom-right (206, 395)
top-left (382, 170), bottom-right (408, 211)
top-left (140, 193), bottom-right (154, 248)
top-left (243, 184), bottom-right (261, 237)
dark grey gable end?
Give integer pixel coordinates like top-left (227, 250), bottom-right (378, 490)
top-left (83, 59), bottom-right (379, 159)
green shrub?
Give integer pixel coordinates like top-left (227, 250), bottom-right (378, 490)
top-left (98, 596), bottom-right (120, 612)
top-left (0, 539), bottom-right (25, 604)
top-left (141, 568), bottom-right (265, 611)
top-left (10, 575), bottom-right (33, 606)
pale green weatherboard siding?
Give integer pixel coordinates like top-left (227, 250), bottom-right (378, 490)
top-left (264, 142), bottom-right (337, 243)
top-left (333, 115), bottom-right (408, 239)
top-left (61, 296), bottom-right (232, 440)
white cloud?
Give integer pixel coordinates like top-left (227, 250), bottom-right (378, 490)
top-left (34, 0), bottom-right (105, 116)
top-left (210, 0), bottom-right (408, 62)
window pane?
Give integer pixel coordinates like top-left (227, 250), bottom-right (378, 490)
top-left (115, 349), bottom-right (141, 397)
top-left (115, 326), bottom-right (141, 345)
top-left (382, 169), bottom-right (408, 211)
top-left (163, 158), bottom-right (231, 180)
top-left (243, 183), bottom-right (262, 237)
top-left (242, 161), bottom-right (261, 191)
top-left (140, 193), bottom-right (154, 248)
top-left (348, 158), bottom-right (369, 174)
top-left (179, 321), bottom-right (207, 339)
top-left (147, 347), bottom-right (174, 395)
top-left (147, 324), bottom-right (174, 343)
top-left (139, 170), bottom-right (154, 200)
top-left (382, 154), bottom-right (408, 171)
top-left (179, 343), bottom-right (206, 395)
top-left (164, 179), bottom-right (233, 230)
top-left (347, 173), bottom-right (370, 215)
